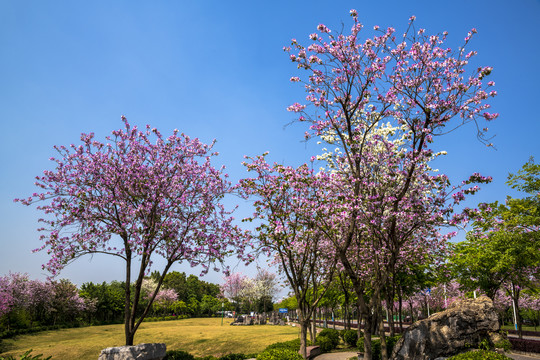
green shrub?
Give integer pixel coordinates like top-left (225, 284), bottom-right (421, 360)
top-left (343, 329), bottom-right (358, 347)
top-left (218, 354), bottom-right (247, 360)
top-left (386, 335), bottom-right (401, 355)
top-left (197, 357), bottom-right (217, 360)
top-left (447, 350), bottom-right (512, 360)
top-left (372, 338), bottom-right (381, 359)
top-left (316, 336), bottom-right (334, 353)
top-left (165, 350), bottom-right (195, 360)
top-left (318, 328), bottom-right (340, 347)
top-left (0, 349), bottom-right (52, 360)
top-left (264, 338), bottom-right (304, 352)
top-left (371, 335), bottom-right (401, 360)
top-left (256, 349), bottom-right (302, 360)
top-left (356, 333), bottom-right (365, 350)
top-left (478, 338), bottom-right (491, 351)
top-left (493, 339), bottom-right (511, 351)
top-left (339, 329), bottom-right (347, 340)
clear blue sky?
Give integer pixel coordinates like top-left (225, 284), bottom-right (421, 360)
top-left (1, 1), bottom-right (539, 289)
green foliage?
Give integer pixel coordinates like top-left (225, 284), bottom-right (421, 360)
top-left (164, 350), bottom-right (195, 360)
top-left (478, 338), bottom-right (491, 351)
top-left (256, 349), bottom-right (302, 360)
top-left (355, 330), bottom-right (365, 350)
top-left (450, 158), bottom-right (540, 303)
top-left (273, 295), bottom-right (297, 311)
top-left (507, 157), bottom-right (540, 197)
top-left (371, 339), bottom-right (381, 359)
top-left (316, 336), bottom-right (334, 353)
top-left (370, 335), bottom-right (401, 360)
top-left (142, 314), bottom-right (189, 322)
top-left (343, 329), bottom-right (358, 347)
top-left (493, 339), bottom-right (512, 351)
top-left (218, 355), bottom-right (247, 360)
top-left (0, 325), bottom-right (70, 340)
top-left (0, 350), bottom-right (52, 360)
top-left (318, 328), bottom-right (340, 348)
top-left (264, 338), bottom-right (303, 352)
top-left (447, 350), bottom-right (512, 360)
top-left (161, 272), bottom-right (221, 304)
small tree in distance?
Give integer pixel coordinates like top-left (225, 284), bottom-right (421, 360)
top-left (16, 117), bottom-right (249, 345)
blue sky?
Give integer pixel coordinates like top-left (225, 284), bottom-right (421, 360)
top-left (1, 1), bottom-right (539, 289)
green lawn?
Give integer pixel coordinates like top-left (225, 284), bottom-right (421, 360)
top-left (0, 318), bottom-right (301, 360)
top-left (501, 324), bottom-right (540, 333)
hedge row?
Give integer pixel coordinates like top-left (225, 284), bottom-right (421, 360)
top-left (0, 325), bottom-right (71, 340)
top-left (142, 315), bottom-right (189, 322)
top-left (1, 315), bottom-right (190, 340)
top-left (447, 350), bottom-right (512, 360)
top-left (508, 337), bottom-right (540, 353)
top-left (507, 329), bottom-right (540, 337)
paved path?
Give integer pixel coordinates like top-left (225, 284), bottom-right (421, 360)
top-left (314, 352), bottom-right (357, 360)
top-left (507, 353), bottom-right (540, 360)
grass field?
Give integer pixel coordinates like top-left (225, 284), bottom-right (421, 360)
top-left (0, 318), bottom-right (301, 360)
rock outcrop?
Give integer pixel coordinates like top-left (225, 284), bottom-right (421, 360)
top-left (391, 296), bottom-right (505, 360)
top-left (98, 343), bottom-right (166, 360)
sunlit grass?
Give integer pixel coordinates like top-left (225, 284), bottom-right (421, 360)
top-left (0, 318), bottom-right (301, 360)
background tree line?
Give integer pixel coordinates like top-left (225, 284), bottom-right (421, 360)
top-left (0, 270), bottom-right (268, 337)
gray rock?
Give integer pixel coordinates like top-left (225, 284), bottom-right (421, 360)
top-left (98, 343), bottom-right (166, 360)
top-left (391, 296), bottom-right (505, 360)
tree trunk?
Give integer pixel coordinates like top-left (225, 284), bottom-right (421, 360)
top-left (378, 311), bottom-right (389, 360)
top-left (357, 305), bottom-right (363, 343)
top-left (398, 289), bottom-right (403, 333)
top-left (362, 311), bottom-right (373, 360)
top-left (310, 316), bottom-right (317, 343)
top-left (124, 251), bottom-right (133, 345)
top-left (387, 300), bottom-right (395, 337)
top-left (299, 318), bottom-right (310, 359)
top-left (513, 285), bottom-right (523, 339)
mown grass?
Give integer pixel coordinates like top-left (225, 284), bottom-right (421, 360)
top-left (501, 324), bottom-right (540, 333)
top-left (0, 318), bottom-right (300, 360)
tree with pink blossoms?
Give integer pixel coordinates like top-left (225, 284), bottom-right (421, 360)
top-left (0, 273), bottom-right (91, 331)
top-left (285, 10), bottom-right (497, 360)
top-left (15, 118), bottom-right (249, 345)
top-left (254, 268), bottom-right (279, 314)
top-left (0, 274), bottom-right (16, 318)
top-left (520, 292), bottom-right (540, 331)
top-left (240, 156), bottom-right (338, 358)
top-left (148, 288), bottom-right (178, 316)
top-left (221, 272), bottom-right (248, 313)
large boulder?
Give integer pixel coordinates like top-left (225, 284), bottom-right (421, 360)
top-left (391, 296), bottom-right (504, 360)
top-left (98, 343), bottom-right (166, 360)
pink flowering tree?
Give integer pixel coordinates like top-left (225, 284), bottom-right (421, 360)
top-left (0, 274), bottom-right (16, 318)
top-left (239, 156), bottom-right (338, 358)
top-left (285, 10), bottom-right (497, 360)
top-left (254, 268), bottom-right (279, 313)
top-left (520, 292), bottom-right (540, 330)
top-left (15, 117), bottom-right (249, 345)
top-left (149, 288), bottom-right (178, 316)
top-left (0, 273), bottom-right (90, 330)
top-left (221, 272), bottom-right (248, 313)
